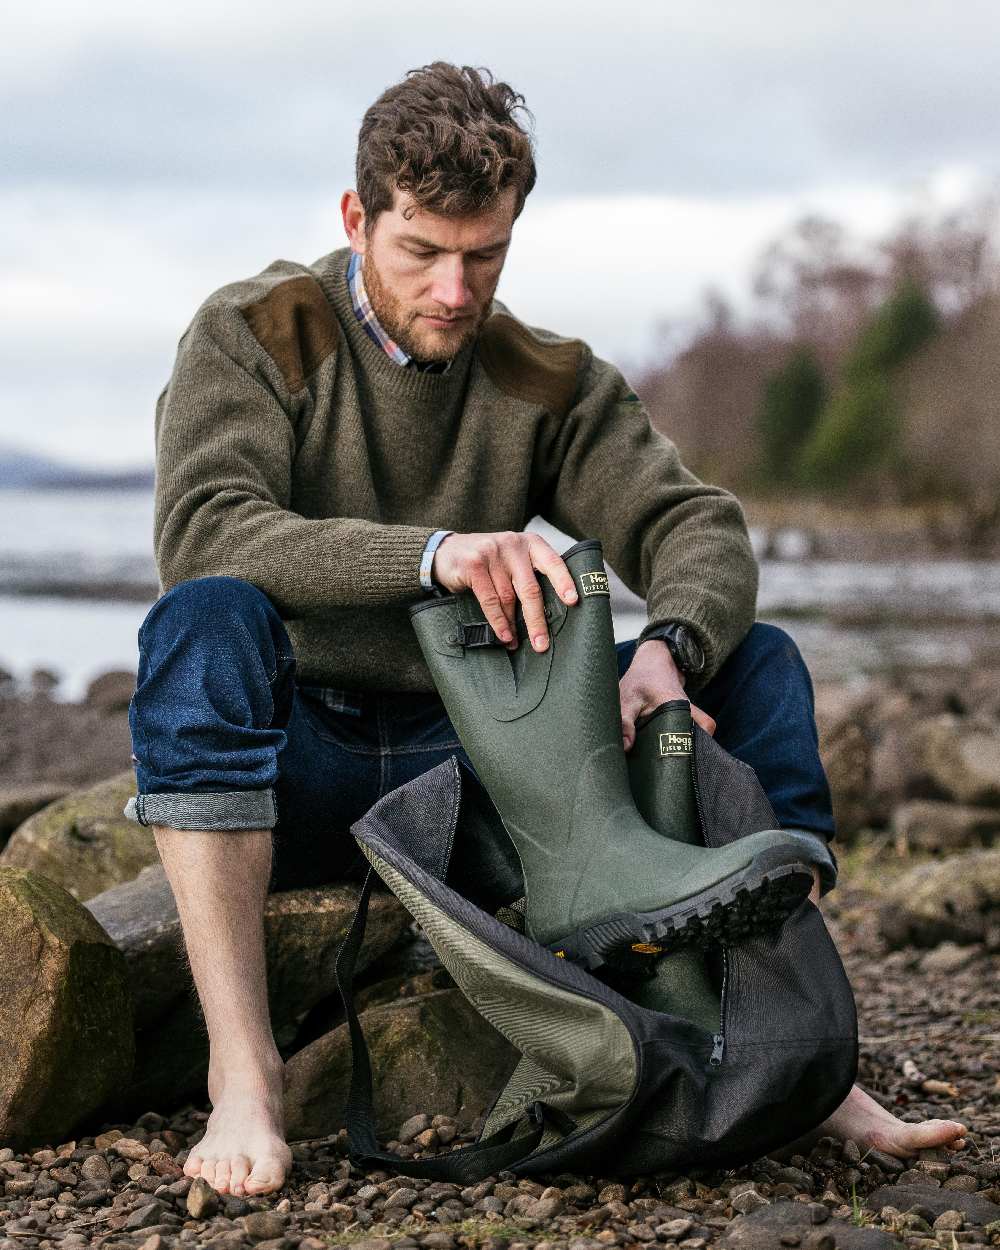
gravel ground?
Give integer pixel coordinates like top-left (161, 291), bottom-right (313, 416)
top-left (2, 854), bottom-right (999, 1250)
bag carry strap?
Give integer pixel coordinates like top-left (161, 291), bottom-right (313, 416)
top-left (336, 868), bottom-right (564, 1182)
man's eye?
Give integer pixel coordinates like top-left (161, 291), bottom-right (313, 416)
top-left (411, 249), bottom-right (437, 259)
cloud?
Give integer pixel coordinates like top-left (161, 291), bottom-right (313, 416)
top-left (3, 1), bottom-right (1000, 196)
top-left (3, 2), bottom-right (999, 465)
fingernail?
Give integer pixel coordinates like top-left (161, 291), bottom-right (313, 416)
top-left (499, 629), bottom-right (511, 642)
top-left (533, 634), bottom-right (548, 649)
top-left (564, 589), bottom-right (578, 602)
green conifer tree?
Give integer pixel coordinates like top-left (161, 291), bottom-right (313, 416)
top-left (755, 345), bottom-right (828, 485)
top-left (799, 279), bottom-right (939, 489)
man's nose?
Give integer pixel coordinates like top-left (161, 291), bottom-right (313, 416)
top-left (430, 257), bottom-right (474, 311)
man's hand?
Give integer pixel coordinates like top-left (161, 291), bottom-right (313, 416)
top-left (432, 531), bottom-right (579, 652)
top-left (620, 639), bottom-right (716, 752)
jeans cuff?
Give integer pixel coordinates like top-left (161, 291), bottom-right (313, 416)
top-left (123, 788), bottom-right (277, 830)
top-left (782, 828), bottom-right (839, 896)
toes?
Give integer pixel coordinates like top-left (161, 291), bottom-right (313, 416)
top-left (199, 1158), bottom-right (219, 1190)
top-left (212, 1159), bottom-right (232, 1194)
top-left (229, 1155), bottom-right (251, 1196)
top-left (182, 1151), bottom-right (203, 1179)
top-left (244, 1155), bottom-right (287, 1195)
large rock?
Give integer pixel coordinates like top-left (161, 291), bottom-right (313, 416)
top-left (891, 799), bottom-right (1000, 855)
top-left (0, 783), bottom-right (70, 848)
top-left (84, 669), bottom-right (136, 713)
top-left (0, 771), bottom-right (154, 901)
top-left (864, 1184), bottom-right (1000, 1227)
top-left (90, 870), bottom-right (409, 1114)
top-left (0, 867), bottom-right (134, 1148)
top-left (815, 685), bottom-right (878, 836)
top-left (283, 987), bottom-right (519, 1141)
top-left (879, 848), bottom-right (1000, 948)
top-left (920, 716), bottom-right (1000, 805)
top-left (722, 1200), bottom-right (901, 1248)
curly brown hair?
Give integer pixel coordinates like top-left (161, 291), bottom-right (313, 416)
top-left (356, 61), bottom-right (536, 233)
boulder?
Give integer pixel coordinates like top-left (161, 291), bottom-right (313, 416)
top-left (0, 771), bottom-right (155, 901)
top-left (879, 848), bottom-right (1000, 948)
top-left (722, 1200), bottom-right (901, 1248)
top-left (0, 866), bottom-right (134, 1148)
top-left (84, 669), bottom-right (137, 713)
top-left (0, 783), bottom-right (70, 848)
top-left (864, 1184), bottom-right (1000, 1227)
top-left (920, 716), bottom-right (1000, 806)
top-left (892, 800), bottom-right (1000, 855)
top-left (815, 686), bottom-right (877, 837)
top-left (90, 870), bottom-right (409, 1114)
top-left (283, 987), bottom-right (519, 1141)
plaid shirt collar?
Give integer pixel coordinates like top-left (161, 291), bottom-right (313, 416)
top-left (346, 251), bottom-right (451, 375)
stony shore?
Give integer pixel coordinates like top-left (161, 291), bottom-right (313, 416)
top-left (1, 665), bottom-right (999, 1250)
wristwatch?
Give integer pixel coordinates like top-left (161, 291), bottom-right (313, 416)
top-left (642, 622), bottom-right (705, 678)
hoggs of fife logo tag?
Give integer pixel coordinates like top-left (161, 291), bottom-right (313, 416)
top-left (579, 570), bottom-right (610, 597)
top-left (658, 731), bottom-right (692, 757)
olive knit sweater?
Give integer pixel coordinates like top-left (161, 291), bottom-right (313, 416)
top-left (151, 245), bottom-right (758, 693)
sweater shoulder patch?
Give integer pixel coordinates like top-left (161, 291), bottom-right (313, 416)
top-left (477, 313), bottom-right (585, 417)
top-left (240, 274), bottom-right (340, 393)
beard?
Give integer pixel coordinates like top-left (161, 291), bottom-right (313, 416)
top-left (361, 251), bottom-right (491, 364)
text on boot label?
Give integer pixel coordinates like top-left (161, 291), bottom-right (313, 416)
top-left (658, 731), bottom-right (692, 756)
top-left (579, 571), bottom-right (610, 596)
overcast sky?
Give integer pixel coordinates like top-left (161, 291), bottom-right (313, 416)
top-left (3, 0), bottom-right (999, 466)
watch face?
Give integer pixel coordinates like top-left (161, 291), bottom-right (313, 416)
top-left (663, 625), bottom-right (704, 674)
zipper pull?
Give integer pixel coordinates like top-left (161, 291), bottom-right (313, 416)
top-left (710, 1033), bottom-right (726, 1067)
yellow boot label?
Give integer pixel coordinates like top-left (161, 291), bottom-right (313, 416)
top-left (579, 571), bottom-right (610, 596)
top-left (658, 731), bottom-right (692, 757)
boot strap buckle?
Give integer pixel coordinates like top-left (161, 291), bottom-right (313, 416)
top-left (451, 621), bottom-right (502, 648)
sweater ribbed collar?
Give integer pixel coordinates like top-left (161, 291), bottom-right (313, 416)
top-left (312, 246), bottom-right (476, 403)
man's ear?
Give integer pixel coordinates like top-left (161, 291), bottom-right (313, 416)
top-left (341, 189), bottom-right (366, 253)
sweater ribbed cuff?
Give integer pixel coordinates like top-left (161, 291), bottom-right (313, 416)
top-left (638, 607), bottom-right (725, 692)
top-left (353, 526), bottom-right (440, 601)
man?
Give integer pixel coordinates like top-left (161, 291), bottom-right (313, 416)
top-left (126, 62), bottom-right (965, 1197)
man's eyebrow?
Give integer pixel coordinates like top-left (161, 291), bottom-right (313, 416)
top-left (397, 233), bottom-right (511, 252)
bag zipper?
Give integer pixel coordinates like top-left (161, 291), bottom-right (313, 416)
top-left (711, 949), bottom-right (728, 1067)
top-left (690, 726), bottom-right (727, 1070)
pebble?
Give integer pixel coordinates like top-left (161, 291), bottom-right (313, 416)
top-left (124, 1199), bottom-right (165, 1230)
top-left (186, 1176), bottom-right (219, 1220)
top-left (241, 1210), bottom-right (288, 1241)
top-left (397, 1114), bottom-right (431, 1143)
top-left (79, 1154), bottom-right (111, 1183)
top-left (657, 1218), bottom-right (694, 1238)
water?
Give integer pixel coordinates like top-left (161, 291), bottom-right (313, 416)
top-left (2, 490), bottom-right (997, 699)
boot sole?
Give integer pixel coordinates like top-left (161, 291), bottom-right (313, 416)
top-left (548, 861), bottom-right (815, 972)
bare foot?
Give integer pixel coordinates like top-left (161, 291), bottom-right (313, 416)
top-left (184, 1064), bottom-right (292, 1196)
top-left (819, 1083), bottom-right (967, 1158)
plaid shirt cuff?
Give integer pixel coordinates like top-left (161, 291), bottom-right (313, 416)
top-left (419, 529), bottom-right (454, 593)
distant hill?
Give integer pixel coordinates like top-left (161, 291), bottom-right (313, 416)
top-left (0, 445), bottom-right (154, 490)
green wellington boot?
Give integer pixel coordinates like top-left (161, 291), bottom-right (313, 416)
top-left (409, 538), bottom-right (823, 973)
top-left (622, 699), bottom-right (720, 1030)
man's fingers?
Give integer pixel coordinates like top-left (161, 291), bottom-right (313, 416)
top-left (486, 550), bottom-right (519, 649)
top-left (691, 704), bottom-right (716, 737)
top-left (506, 547), bottom-right (550, 652)
top-left (468, 560), bottom-right (514, 646)
top-left (528, 538), bottom-right (578, 607)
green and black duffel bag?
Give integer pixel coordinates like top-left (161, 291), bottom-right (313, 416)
top-left (335, 724), bottom-right (858, 1181)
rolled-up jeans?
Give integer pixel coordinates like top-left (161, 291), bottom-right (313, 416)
top-left (125, 576), bottom-right (837, 894)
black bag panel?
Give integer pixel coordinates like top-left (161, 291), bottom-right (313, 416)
top-left (613, 1035), bottom-right (857, 1175)
top-left (726, 903), bottom-right (858, 1046)
top-left (692, 724), bottom-right (779, 846)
